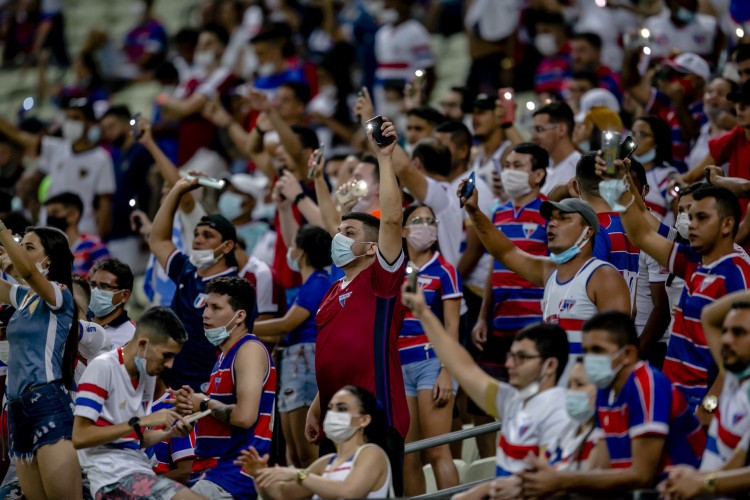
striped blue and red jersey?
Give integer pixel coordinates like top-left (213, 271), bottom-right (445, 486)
top-left (316, 251), bottom-right (409, 438)
top-left (665, 245), bottom-right (750, 409)
top-left (196, 334), bottom-right (275, 498)
top-left (594, 213), bottom-right (640, 305)
top-left (399, 252), bottom-right (462, 364)
top-left (147, 394), bottom-right (195, 474)
top-left (490, 198), bottom-right (548, 332)
top-left (72, 233), bottom-right (111, 277)
top-left (534, 49), bottom-right (571, 96)
top-left (644, 88), bottom-right (688, 170)
top-left (596, 362), bottom-right (704, 477)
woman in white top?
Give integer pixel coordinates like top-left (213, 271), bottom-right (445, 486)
top-left (237, 385), bottom-right (392, 499)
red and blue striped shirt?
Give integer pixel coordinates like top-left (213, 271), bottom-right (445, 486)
top-left (594, 213), bottom-right (640, 306)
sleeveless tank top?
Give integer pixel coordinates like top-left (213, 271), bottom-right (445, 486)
top-left (311, 444), bottom-right (393, 499)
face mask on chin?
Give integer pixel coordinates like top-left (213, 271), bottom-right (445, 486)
top-left (549, 227), bottom-right (590, 265)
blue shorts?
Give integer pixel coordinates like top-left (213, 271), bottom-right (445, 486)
top-left (402, 357), bottom-right (443, 397)
top-left (8, 380), bottom-right (74, 460)
top-left (278, 343), bottom-right (317, 413)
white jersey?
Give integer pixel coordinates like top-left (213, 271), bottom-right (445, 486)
top-left (39, 137), bottom-right (116, 235)
top-left (644, 165), bottom-right (679, 226)
top-left (471, 141), bottom-right (510, 189)
top-left (240, 255), bottom-right (279, 316)
top-left (542, 258), bottom-right (611, 355)
top-left (700, 373), bottom-right (750, 471)
top-left (541, 151), bottom-right (581, 196)
top-left (634, 248), bottom-right (670, 341)
top-left (490, 384), bottom-right (571, 476)
top-left (102, 316), bottom-right (137, 349)
top-left (644, 9), bottom-right (717, 60)
top-left (75, 320), bottom-right (112, 383)
top-left (374, 20), bottom-right (434, 84)
top-left (74, 348), bottom-right (157, 496)
top-left (423, 177), bottom-right (464, 267)
top-left (312, 444), bottom-right (392, 499)
top-left (550, 420), bottom-right (604, 472)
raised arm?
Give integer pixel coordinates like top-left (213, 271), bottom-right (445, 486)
top-left (148, 179), bottom-right (199, 270)
top-left (370, 120), bottom-right (403, 263)
top-left (459, 181), bottom-right (551, 286)
top-left (0, 221), bottom-right (57, 306)
top-left (391, 144), bottom-right (428, 201)
top-left (310, 153), bottom-right (340, 237)
top-left (701, 289), bottom-right (750, 370)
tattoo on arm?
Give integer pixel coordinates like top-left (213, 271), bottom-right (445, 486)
top-left (212, 404), bottom-right (234, 424)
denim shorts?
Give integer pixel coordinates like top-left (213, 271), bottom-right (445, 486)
top-left (7, 380), bottom-right (74, 461)
top-left (278, 343), bottom-right (317, 412)
top-left (402, 357), bottom-right (443, 397)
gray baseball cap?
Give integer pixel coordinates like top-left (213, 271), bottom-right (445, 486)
top-left (540, 198), bottom-right (600, 234)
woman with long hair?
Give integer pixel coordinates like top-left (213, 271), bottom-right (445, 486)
top-left (400, 203), bottom-right (461, 495)
top-left (237, 385), bottom-right (392, 499)
top-left (0, 224), bottom-right (81, 499)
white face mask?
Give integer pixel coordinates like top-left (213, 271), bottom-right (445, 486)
top-left (323, 410), bottom-right (360, 443)
top-left (516, 360), bottom-right (550, 401)
top-left (35, 256), bottom-right (49, 277)
top-left (675, 212), bottom-right (690, 239)
top-left (257, 62), bottom-right (277, 77)
top-left (194, 50), bottom-right (216, 70)
top-left (62, 119), bottom-right (85, 142)
top-left (501, 169), bottom-right (533, 198)
top-left (189, 243), bottom-right (224, 270)
top-left (377, 8), bottom-right (399, 24)
top-left (535, 33), bottom-right (558, 57)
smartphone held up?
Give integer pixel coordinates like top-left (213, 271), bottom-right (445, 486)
top-left (365, 115), bottom-right (395, 147)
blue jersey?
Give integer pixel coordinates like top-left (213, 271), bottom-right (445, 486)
top-left (595, 213), bottom-right (640, 305)
top-left (162, 250), bottom-right (237, 391)
top-left (595, 362), bottom-right (704, 479)
top-left (146, 395), bottom-right (196, 474)
top-left (282, 270), bottom-right (331, 346)
top-left (7, 283), bottom-right (74, 399)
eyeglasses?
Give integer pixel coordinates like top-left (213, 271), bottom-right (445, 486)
top-left (533, 124), bottom-right (559, 133)
top-left (408, 216), bottom-right (438, 226)
top-left (632, 130), bottom-right (653, 139)
top-left (505, 352), bottom-right (543, 365)
top-left (90, 282), bottom-right (119, 292)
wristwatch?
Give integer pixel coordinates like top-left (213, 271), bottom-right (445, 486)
top-left (296, 469), bottom-right (309, 484)
top-left (200, 397), bottom-right (212, 412)
top-left (703, 472), bottom-right (718, 495)
top-left (702, 395), bottom-right (718, 414)
top-left (128, 417), bottom-right (144, 447)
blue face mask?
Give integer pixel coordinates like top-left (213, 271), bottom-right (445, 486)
top-left (134, 342), bottom-right (149, 375)
top-left (632, 148), bottom-right (656, 165)
top-left (218, 191), bottom-right (246, 221)
top-left (87, 125), bottom-right (101, 144)
top-left (549, 227), bottom-right (590, 265)
top-left (331, 233), bottom-right (373, 268)
top-left (675, 6), bottom-right (696, 23)
top-left (204, 312), bottom-right (241, 347)
top-left (286, 247), bottom-right (301, 272)
top-left (565, 390), bottom-right (595, 423)
top-left (90, 287), bottom-right (120, 318)
top-left (584, 347), bottom-right (625, 388)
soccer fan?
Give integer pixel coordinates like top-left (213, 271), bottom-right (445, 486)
top-left (88, 258), bottom-right (137, 348)
top-left (148, 378), bottom-right (196, 484)
top-left (401, 284), bottom-right (571, 499)
top-left (149, 180), bottom-right (238, 392)
top-left (469, 94), bottom-right (511, 187)
top-left (43, 192), bottom-right (110, 276)
top-left (644, 0), bottom-right (720, 63)
top-left (72, 307), bottom-right (200, 499)
top-left (404, 106), bottom-right (445, 155)
top-left (470, 143), bottom-right (549, 456)
top-left (304, 119), bottom-right (409, 496)
top-left (171, 277), bottom-right (275, 499)
top-left (71, 274), bottom-right (112, 382)
top-left (519, 312), bottom-right (705, 496)
top-left (531, 102), bottom-right (581, 195)
top-left (568, 32), bottom-right (621, 101)
top-left (611, 169), bottom-right (750, 418)
top-left (459, 185), bottom-right (630, 366)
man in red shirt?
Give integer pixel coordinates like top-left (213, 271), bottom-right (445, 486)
top-left (304, 119), bottom-right (408, 495)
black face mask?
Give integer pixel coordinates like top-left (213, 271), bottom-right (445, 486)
top-left (46, 216), bottom-right (68, 232)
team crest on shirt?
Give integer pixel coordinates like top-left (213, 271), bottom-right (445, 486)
top-left (215, 377), bottom-right (221, 390)
top-left (338, 292), bottom-right (352, 307)
top-left (417, 277), bottom-right (432, 288)
top-left (699, 276), bottom-right (717, 293)
top-left (560, 299), bottom-right (576, 312)
top-left (522, 223), bottom-right (539, 239)
top-left (194, 293), bottom-right (208, 308)
top-left (519, 424), bottom-right (530, 437)
top-left (733, 413), bottom-right (745, 425)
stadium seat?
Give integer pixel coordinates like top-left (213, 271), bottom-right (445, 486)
top-left (423, 459), bottom-right (467, 494)
top-left (462, 456), bottom-right (496, 484)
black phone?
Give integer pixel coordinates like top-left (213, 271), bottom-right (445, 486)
top-left (365, 115), bottom-right (395, 147)
top-left (619, 135), bottom-right (638, 160)
top-left (130, 113), bottom-right (142, 140)
top-left (460, 171), bottom-right (476, 208)
top-left (405, 264), bottom-right (418, 293)
top-left (129, 198), bottom-right (142, 232)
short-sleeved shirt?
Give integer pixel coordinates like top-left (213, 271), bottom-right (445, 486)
top-left (596, 362), bottom-right (704, 475)
top-left (72, 234), bottom-right (110, 277)
top-left (75, 319), bottom-right (112, 384)
top-left (489, 385), bottom-right (571, 476)
top-left (542, 151), bottom-right (580, 195)
top-left (282, 269), bottom-right (331, 346)
top-left (666, 245), bottom-right (750, 407)
top-left (594, 213), bottom-right (640, 306)
top-left (709, 126), bottom-right (750, 190)
top-left (7, 283), bottom-right (74, 399)
top-left (147, 394), bottom-right (196, 475)
top-left (399, 252), bottom-right (461, 363)
top-left (534, 51), bottom-right (572, 96)
top-left (423, 177), bottom-right (464, 266)
top-left (491, 197), bottom-right (548, 332)
top-left (101, 311), bottom-right (137, 348)
top-left (644, 165), bottom-right (679, 226)
top-left (634, 248), bottom-right (669, 338)
top-left (124, 19), bottom-right (168, 65)
top-left (162, 250), bottom-right (237, 391)
top-left (644, 89), bottom-right (687, 169)
top-left (701, 373), bottom-right (750, 470)
top-left (315, 251), bottom-right (409, 437)
top-left (40, 137), bottom-right (116, 235)
top-left (240, 256), bottom-right (283, 317)
top-left (75, 348), bottom-right (157, 496)
top-left (374, 19), bottom-right (434, 86)
top-left (644, 10), bottom-right (717, 61)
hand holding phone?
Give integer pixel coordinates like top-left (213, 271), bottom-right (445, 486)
top-left (498, 88), bottom-right (516, 124)
top-left (601, 131), bottom-right (621, 176)
top-left (308, 144), bottom-right (324, 179)
top-left (184, 175), bottom-right (226, 190)
top-left (185, 409), bottom-right (213, 425)
top-left (405, 264), bottom-right (418, 294)
top-left (130, 113), bottom-right (143, 140)
top-left (618, 135), bottom-right (638, 160)
top-left (459, 171), bottom-right (476, 208)
top-left (365, 115), bottom-right (395, 147)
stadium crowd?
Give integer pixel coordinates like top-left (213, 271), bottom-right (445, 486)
top-left (1, 0), bottom-right (750, 498)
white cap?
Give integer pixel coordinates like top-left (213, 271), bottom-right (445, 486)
top-left (574, 88), bottom-right (620, 123)
top-left (666, 52), bottom-right (711, 82)
top-left (227, 173), bottom-right (268, 199)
